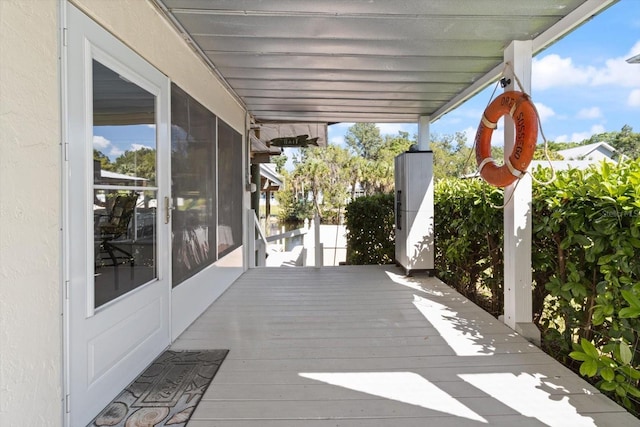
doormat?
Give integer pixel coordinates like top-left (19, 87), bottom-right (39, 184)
top-left (88, 349), bottom-right (228, 427)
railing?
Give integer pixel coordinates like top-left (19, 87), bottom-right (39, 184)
top-left (264, 213), bottom-right (323, 267)
top-left (265, 226), bottom-right (307, 244)
top-left (247, 209), bottom-right (267, 268)
top-left (264, 224), bottom-right (309, 267)
top-left (249, 210), bottom-right (346, 268)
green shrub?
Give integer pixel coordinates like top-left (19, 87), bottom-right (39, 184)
top-left (345, 193), bottom-right (395, 265)
top-left (434, 159), bottom-right (640, 413)
top-left (532, 160), bottom-right (640, 412)
top-left (434, 178), bottom-right (504, 314)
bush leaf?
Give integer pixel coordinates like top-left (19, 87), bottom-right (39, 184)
top-left (619, 342), bottom-right (632, 365)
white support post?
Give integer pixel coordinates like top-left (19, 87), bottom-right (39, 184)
top-left (418, 115), bottom-right (431, 151)
top-left (314, 212), bottom-right (323, 268)
top-left (502, 40), bottom-right (540, 345)
top-left (247, 209), bottom-right (256, 268)
top-left (304, 217), bottom-right (313, 266)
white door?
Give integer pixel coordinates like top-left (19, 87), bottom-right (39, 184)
top-left (65, 5), bottom-right (171, 426)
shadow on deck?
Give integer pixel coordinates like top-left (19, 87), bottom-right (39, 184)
top-left (172, 265), bottom-right (637, 426)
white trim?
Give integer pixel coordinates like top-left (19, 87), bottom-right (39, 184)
top-left (59, 1), bottom-right (71, 424)
top-left (505, 157), bottom-right (524, 178)
top-left (64, 5), bottom-right (171, 425)
top-left (502, 40), bottom-right (538, 345)
top-left (477, 157), bottom-right (494, 173)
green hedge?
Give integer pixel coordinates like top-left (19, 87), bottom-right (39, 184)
top-left (434, 178), bottom-right (505, 315)
top-left (434, 159), bottom-right (640, 413)
top-left (532, 160), bottom-right (640, 411)
top-left (345, 193), bottom-right (395, 265)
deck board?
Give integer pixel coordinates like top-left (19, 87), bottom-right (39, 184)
top-left (172, 265), bottom-right (638, 426)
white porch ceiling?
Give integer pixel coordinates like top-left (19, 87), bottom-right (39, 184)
top-left (155, 0), bottom-right (617, 124)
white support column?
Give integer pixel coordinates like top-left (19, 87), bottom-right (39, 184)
top-left (314, 212), bottom-right (323, 268)
top-left (418, 115), bottom-right (431, 150)
top-left (502, 40), bottom-right (540, 345)
top-left (247, 209), bottom-right (256, 268)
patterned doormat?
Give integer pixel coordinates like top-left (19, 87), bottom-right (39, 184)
top-left (89, 349), bottom-right (228, 427)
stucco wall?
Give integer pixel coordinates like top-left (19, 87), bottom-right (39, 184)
top-left (0, 1), bottom-right (62, 426)
top-left (0, 1), bottom-right (248, 423)
top-left (71, 0), bottom-right (246, 133)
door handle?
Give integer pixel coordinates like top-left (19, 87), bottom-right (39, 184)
top-left (164, 196), bottom-right (174, 224)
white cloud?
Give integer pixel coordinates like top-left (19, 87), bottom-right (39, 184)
top-left (462, 126), bottom-right (477, 147)
top-left (329, 135), bottom-right (345, 146)
top-left (328, 122), bottom-right (354, 133)
top-left (532, 54), bottom-right (594, 90)
top-left (555, 124), bottom-right (606, 143)
top-left (590, 61), bottom-right (631, 86)
top-left (130, 143), bottom-right (153, 151)
top-left (109, 146), bottom-right (124, 157)
top-left (462, 124), bottom-right (505, 148)
top-left (629, 89), bottom-right (640, 107)
top-left (93, 135), bottom-right (111, 149)
top-left (533, 40), bottom-right (640, 90)
top-left (576, 107), bottom-right (602, 120)
top-left (377, 123), bottom-right (417, 136)
top-left (591, 52), bottom-right (640, 87)
top-left (534, 102), bottom-right (555, 122)
top-left (328, 122), bottom-right (354, 146)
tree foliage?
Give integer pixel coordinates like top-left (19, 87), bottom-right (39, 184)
top-left (94, 149), bottom-right (114, 171)
top-left (345, 193), bottom-right (395, 265)
top-left (344, 122), bottom-right (384, 160)
top-left (430, 132), bottom-right (476, 180)
top-left (93, 148), bottom-right (156, 182)
top-left (278, 124), bottom-right (414, 223)
top-left (271, 154), bottom-right (287, 173)
top-left (111, 148), bottom-right (156, 181)
top-left (276, 169), bottom-right (314, 223)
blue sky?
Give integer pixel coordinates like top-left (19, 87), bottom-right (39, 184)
top-left (328, 0), bottom-right (640, 147)
top-left (94, 125), bottom-right (155, 160)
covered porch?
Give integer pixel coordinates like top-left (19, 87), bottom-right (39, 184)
top-left (172, 266), bottom-right (637, 426)
top-left (2, 0), bottom-right (632, 425)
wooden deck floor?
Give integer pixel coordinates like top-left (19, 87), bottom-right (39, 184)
top-left (171, 266), bottom-right (638, 426)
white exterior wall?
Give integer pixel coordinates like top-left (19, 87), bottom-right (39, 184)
top-left (0, 1), bottom-right (63, 426)
top-left (581, 148), bottom-right (611, 162)
top-left (71, 0), bottom-right (246, 132)
top-left (1, 1), bottom-right (248, 424)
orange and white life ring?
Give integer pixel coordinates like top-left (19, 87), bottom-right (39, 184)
top-left (474, 91), bottom-right (538, 187)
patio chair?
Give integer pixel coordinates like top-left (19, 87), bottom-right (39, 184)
top-left (96, 193), bottom-right (138, 268)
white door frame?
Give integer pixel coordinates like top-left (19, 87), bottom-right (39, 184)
top-left (63, 4), bottom-right (171, 425)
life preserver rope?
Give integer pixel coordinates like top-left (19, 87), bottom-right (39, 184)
top-left (474, 91), bottom-right (538, 187)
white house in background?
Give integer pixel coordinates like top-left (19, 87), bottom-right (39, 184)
top-left (528, 141), bottom-right (619, 172)
top-left (557, 141), bottom-right (618, 161)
